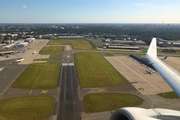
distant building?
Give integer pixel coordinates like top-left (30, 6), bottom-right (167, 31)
top-left (0, 44), bottom-right (4, 49)
top-left (111, 40), bottom-right (146, 45)
top-left (58, 36), bottom-right (84, 38)
top-left (107, 46), bottom-right (140, 50)
top-left (34, 35), bottom-right (42, 39)
top-left (104, 39), bottom-right (111, 43)
top-left (158, 41), bottom-right (180, 47)
top-left (16, 42), bottom-right (28, 47)
top-left (24, 38), bottom-right (35, 43)
top-left (42, 34), bottom-right (54, 39)
top-left (26, 35), bottom-right (34, 38)
top-left (0, 51), bottom-right (15, 56)
top-left (103, 43), bottom-right (140, 50)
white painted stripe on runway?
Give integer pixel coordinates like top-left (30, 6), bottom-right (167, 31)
top-left (62, 63), bottom-right (68, 66)
top-left (68, 63), bottom-right (74, 66)
top-left (0, 68), bottom-right (4, 72)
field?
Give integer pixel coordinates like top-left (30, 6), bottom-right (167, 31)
top-left (34, 58), bottom-right (49, 61)
top-left (47, 39), bottom-right (92, 50)
top-left (105, 52), bottom-right (114, 56)
top-left (0, 95), bottom-right (55, 120)
top-left (12, 63), bottom-right (60, 89)
top-left (74, 52), bottom-right (126, 88)
top-left (95, 43), bottom-right (103, 47)
top-left (158, 91), bottom-right (179, 99)
top-left (39, 46), bottom-right (63, 55)
top-left (83, 93), bottom-right (143, 113)
top-left (12, 43), bottom-right (63, 89)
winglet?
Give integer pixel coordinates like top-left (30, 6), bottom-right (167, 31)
top-left (146, 38), bottom-right (157, 57)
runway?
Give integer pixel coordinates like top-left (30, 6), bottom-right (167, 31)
top-left (57, 65), bottom-right (81, 120)
top-left (57, 45), bottom-right (82, 120)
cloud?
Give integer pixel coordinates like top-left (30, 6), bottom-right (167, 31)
top-left (135, 3), bottom-right (150, 6)
top-left (135, 3), bottom-right (145, 6)
top-left (22, 5), bottom-right (27, 8)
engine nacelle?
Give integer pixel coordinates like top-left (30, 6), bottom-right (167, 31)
top-left (110, 107), bottom-right (180, 120)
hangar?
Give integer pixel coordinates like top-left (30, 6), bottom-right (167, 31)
top-left (0, 51), bottom-right (14, 56)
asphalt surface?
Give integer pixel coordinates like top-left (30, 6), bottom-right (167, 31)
top-left (57, 45), bottom-right (82, 120)
top-left (57, 66), bottom-right (81, 120)
top-left (0, 59), bottom-right (27, 97)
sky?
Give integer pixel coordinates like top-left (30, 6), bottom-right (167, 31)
top-left (1, 0), bottom-right (180, 23)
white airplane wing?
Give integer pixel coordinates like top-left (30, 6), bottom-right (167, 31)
top-left (146, 37), bottom-right (180, 96)
top-left (110, 107), bottom-right (180, 120)
top-left (110, 37), bottom-right (180, 120)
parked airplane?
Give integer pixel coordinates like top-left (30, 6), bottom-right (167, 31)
top-left (15, 58), bottom-right (24, 62)
top-left (32, 51), bottom-right (36, 54)
top-left (110, 38), bottom-right (180, 120)
top-left (144, 70), bottom-right (155, 75)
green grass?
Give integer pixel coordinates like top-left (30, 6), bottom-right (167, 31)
top-left (39, 46), bottom-right (63, 55)
top-left (95, 43), bottom-right (103, 47)
top-left (75, 52), bottom-right (126, 88)
top-left (0, 95), bottom-right (55, 120)
top-left (47, 39), bottom-right (92, 50)
top-left (106, 53), bottom-right (114, 56)
top-left (83, 93), bottom-right (143, 113)
top-left (109, 50), bottom-right (137, 52)
top-left (107, 50), bottom-right (138, 55)
top-left (34, 58), bottom-right (48, 61)
top-left (140, 47), bottom-right (162, 53)
top-left (12, 63), bottom-right (60, 89)
top-left (140, 47), bottom-right (148, 53)
top-left (158, 91), bottom-right (180, 99)
top-left (12, 44), bottom-right (62, 89)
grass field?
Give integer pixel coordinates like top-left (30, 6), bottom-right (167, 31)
top-left (12, 63), bottom-right (60, 89)
top-left (34, 58), bottom-right (49, 61)
top-left (39, 46), bottom-right (63, 55)
top-left (47, 39), bottom-right (92, 50)
top-left (0, 95), bottom-right (55, 120)
top-left (106, 52), bottom-right (114, 56)
top-left (95, 43), bottom-right (103, 48)
top-left (109, 50), bottom-right (137, 53)
top-left (158, 91), bottom-right (179, 99)
top-left (83, 93), bottom-right (143, 113)
top-left (74, 52), bottom-right (126, 88)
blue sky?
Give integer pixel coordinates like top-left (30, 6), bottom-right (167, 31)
top-left (1, 0), bottom-right (180, 23)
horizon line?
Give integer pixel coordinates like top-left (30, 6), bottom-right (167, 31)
top-left (1, 22), bottom-right (180, 24)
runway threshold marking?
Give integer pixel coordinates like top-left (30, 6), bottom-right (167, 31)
top-left (29, 90), bottom-right (32, 95)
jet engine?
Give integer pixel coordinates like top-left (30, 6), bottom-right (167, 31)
top-left (110, 107), bottom-right (180, 120)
